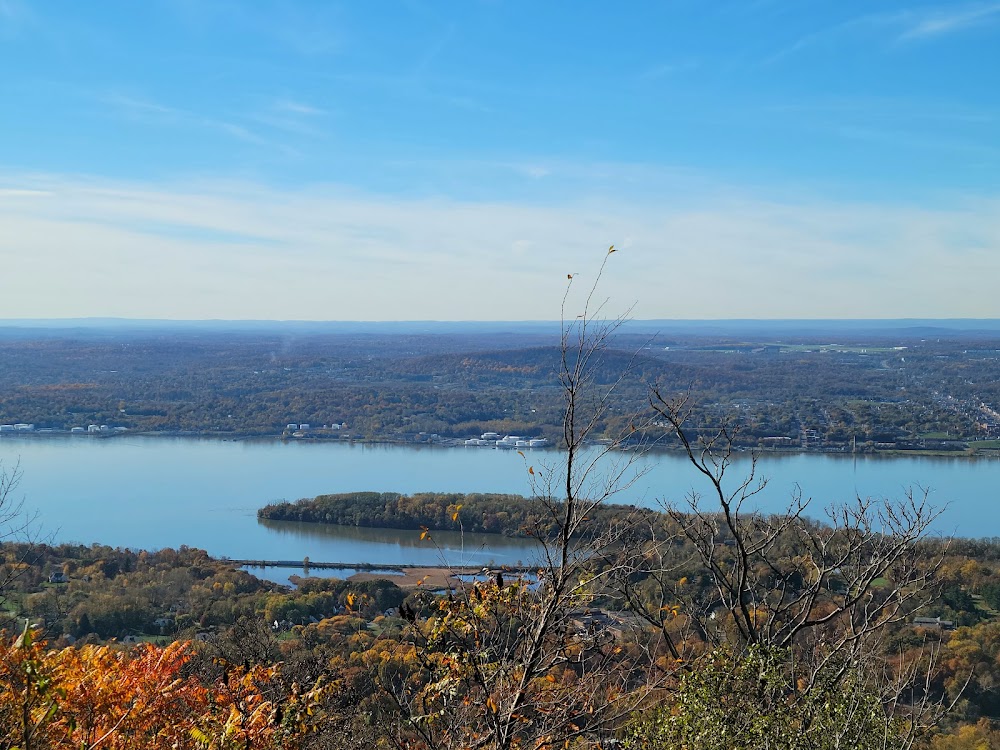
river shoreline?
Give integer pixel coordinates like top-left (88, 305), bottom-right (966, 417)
top-left (2, 428), bottom-right (998, 460)
top-left (3, 434), bottom-right (999, 544)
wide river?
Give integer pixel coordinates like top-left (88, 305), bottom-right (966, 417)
top-left (1, 437), bottom-right (998, 572)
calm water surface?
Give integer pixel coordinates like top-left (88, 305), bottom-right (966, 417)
top-left (0, 437), bottom-right (997, 567)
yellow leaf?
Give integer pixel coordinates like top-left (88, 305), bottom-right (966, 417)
top-left (528, 466), bottom-right (534, 475)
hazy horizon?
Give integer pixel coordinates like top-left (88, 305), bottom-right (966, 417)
top-left (4, 317), bottom-right (1000, 337)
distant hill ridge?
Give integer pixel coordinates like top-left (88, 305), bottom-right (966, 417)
top-left (3, 318), bottom-right (1000, 338)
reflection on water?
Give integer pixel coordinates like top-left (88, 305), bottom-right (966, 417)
top-left (242, 565), bottom-right (405, 588)
top-left (1, 436), bottom-right (998, 563)
top-left (259, 518), bottom-right (537, 552)
top-left (256, 518), bottom-right (540, 568)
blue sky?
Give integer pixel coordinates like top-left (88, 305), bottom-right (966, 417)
top-left (0, 1), bottom-right (998, 320)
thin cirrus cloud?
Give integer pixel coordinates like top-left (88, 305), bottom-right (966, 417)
top-left (99, 91), bottom-right (300, 148)
top-left (0, 170), bottom-right (998, 320)
top-left (897, 2), bottom-right (1000, 40)
top-left (273, 99), bottom-right (325, 116)
top-left (249, 99), bottom-right (329, 137)
top-left (765, 2), bottom-right (1000, 65)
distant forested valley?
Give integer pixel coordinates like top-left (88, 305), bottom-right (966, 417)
top-left (2, 324), bottom-right (1000, 453)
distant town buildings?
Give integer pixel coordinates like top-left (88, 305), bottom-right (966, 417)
top-left (465, 434), bottom-right (549, 448)
top-left (0, 423), bottom-right (127, 435)
top-left (282, 421), bottom-right (350, 439)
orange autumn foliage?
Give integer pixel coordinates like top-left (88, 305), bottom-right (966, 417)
top-left (0, 628), bottom-right (323, 750)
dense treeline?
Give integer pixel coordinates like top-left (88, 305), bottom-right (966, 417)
top-left (258, 490), bottom-right (663, 539)
top-left (0, 542), bottom-right (405, 641)
top-left (258, 490), bottom-right (1000, 638)
top-left (6, 528), bottom-right (1000, 744)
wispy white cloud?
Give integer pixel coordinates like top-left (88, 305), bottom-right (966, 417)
top-left (249, 98), bottom-right (330, 137)
top-left (214, 121), bottom-right (269, 146)
top-left (766, 2), bottom-right (1000, 65)
top-left (274, 99), bottom-right (324, 116)
top-left (99, 90), bottom-right (279, 149)
top-left (0, 169), bottom-right (998, 320)
top-left (412, 22), bottom-right (457, 78)
top-left (0, 188), bottom-right (52, 197)
top-left (101, 93), bottom-right (178, 118)
top-left (517, 164), bottom-right (551, 180)
top-left (897, 2), bottom-right (1000, 40)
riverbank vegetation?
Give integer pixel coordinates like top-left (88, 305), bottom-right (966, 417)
top-left (258, 490), bottom-right (663, 539)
